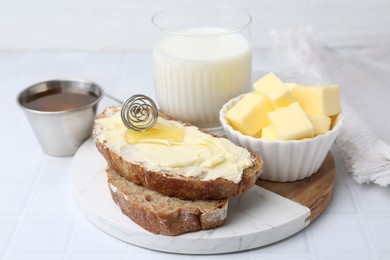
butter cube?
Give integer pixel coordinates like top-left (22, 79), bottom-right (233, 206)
top-left (254, 130), bottom-right (262, 138)
top-left (253, 72), bottom-right (295, 109)
top-left (261, 125), bottom-right (277, 140)
top-left (290, 85), bottom-right (341, 116)
top-left (285, 83), bottom-right (298, 92)
top-left (330, 114), bottom-right (340, 130)
top-left (267, 102), bottom-right (314, 140)
top-left (226, 93), bottom-right (272, 136)
top-left (306, 114), bottom-right (331, 136)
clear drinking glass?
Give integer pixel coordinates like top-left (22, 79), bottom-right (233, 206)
top-left (152, 5), bottom-right (252, 132)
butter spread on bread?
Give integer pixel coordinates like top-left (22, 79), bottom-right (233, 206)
top-left (95, 107), bottom-right (253, 183)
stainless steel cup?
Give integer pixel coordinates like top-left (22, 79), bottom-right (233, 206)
top-left (17, 79), bottom-right (104, 157)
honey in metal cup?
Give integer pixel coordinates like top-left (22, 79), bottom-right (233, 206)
top-left (17, 79), bottom-right (104, 157)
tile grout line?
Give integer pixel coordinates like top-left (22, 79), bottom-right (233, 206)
top-left (3, 155), bottom-right (47, 257)
top-left (0, 113), bottom-right (22, 157)
top-left (304, 225), bottom-right (317, 259)
top-left (359, 217), bottom-right (379, 257)
top-left (63, 211), bottom-right (83, 258)
top-left (337, 148), bottom-right (376, 256)
top-left (107, 51), bottom-right (130, 99)
top-left (325, 164), bottom-right (389, 258)
top-left (347, 182), bottom-right (377, 255)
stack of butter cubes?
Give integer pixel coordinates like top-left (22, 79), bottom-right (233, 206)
top-left (226, 72), bottom-right (341, 141)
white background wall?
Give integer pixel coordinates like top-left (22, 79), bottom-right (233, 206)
top-left (0, 0), bottom-right (389, 51)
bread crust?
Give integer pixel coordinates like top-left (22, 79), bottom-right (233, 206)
top-left (107, 167), bottom-right (227, 236)
top-left (94, 106), bottom-right (263, 200)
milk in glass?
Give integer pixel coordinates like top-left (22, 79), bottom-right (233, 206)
top-left (153, 27), bottom-right (251, 129)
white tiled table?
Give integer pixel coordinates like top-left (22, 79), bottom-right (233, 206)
top-left (1, 50), bottom-right (389, 259)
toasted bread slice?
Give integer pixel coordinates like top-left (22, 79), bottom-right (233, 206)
top-left (94, 106), bottom-right (262, 200)
top-left (106, 167), bottom-right (228, 236)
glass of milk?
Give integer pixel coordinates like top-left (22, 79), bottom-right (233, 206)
top-left (152, 5), bottom-right (252, 132)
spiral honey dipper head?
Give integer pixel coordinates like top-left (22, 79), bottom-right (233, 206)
top-left (121, 95), bottom-right (158, 131)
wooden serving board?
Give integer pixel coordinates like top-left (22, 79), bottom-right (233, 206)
top-left (257, 152), bottom-right (336, 222)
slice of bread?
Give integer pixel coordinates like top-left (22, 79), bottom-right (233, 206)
top-left (106, 167), bottom-right (228, 236)
top-left (94, 106), bottom-right (263, 200)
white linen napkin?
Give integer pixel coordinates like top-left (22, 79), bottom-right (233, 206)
top-left (268, 28), bottom-right (390, 186)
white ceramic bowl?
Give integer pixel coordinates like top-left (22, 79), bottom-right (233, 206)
top-left (220, 93), bottom-right (343, 182)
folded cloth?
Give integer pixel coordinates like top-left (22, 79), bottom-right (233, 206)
top-left (268, 28), bottom-right (390, 186)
